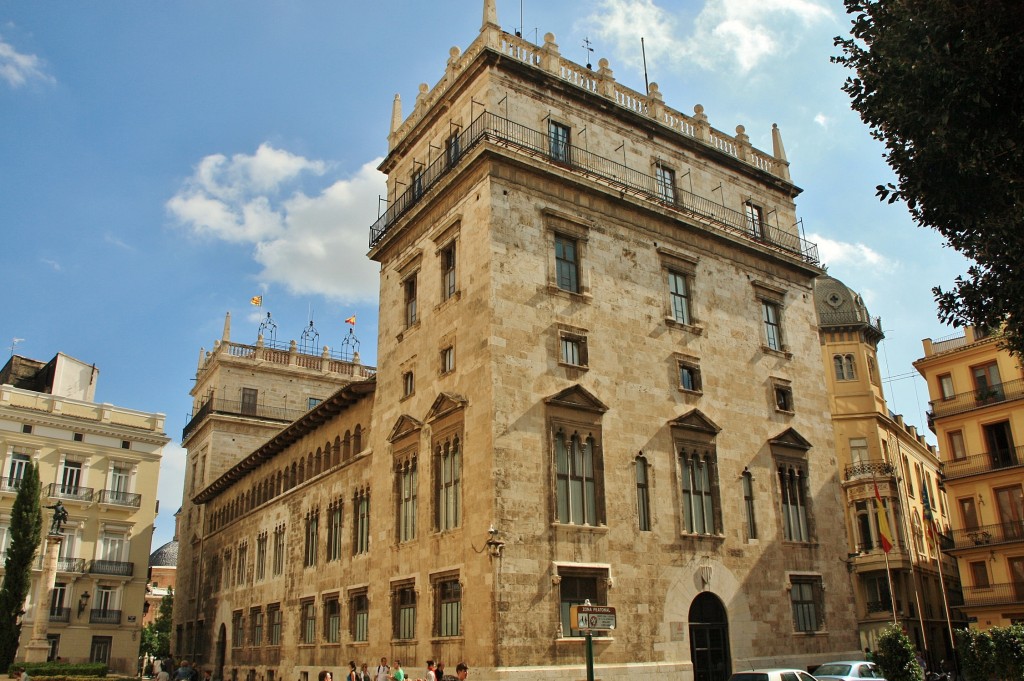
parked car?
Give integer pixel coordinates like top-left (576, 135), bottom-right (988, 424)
top-left (729, 669), bottom-right (821, 681)
top-left (813, 661), bottom-right (886, 681)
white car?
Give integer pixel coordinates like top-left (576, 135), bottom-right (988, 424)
top-left (813, 661), bottom-right (886, 681)
top-left (729, 669), bottom-right (821, 681)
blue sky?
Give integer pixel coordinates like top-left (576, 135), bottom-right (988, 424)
top-left (1, 0), bottom-right (970, 550)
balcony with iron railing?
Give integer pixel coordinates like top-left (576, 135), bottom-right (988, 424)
top-left (948, 520), bottom-right (1024, 550)
top-left (46, 482), bottom-right (94, 503)
top-left (89, 609), bottom-right (122, 625)
top-left (97, 489), bottom-right (142, 508)
top-left (88, 560), bottom-right (133, 577)
top-left (49, 607), bottom-right (71, 623)
top-left (930, 378), bottom-right (1024, 420)
top-left (0, 479), bottom-right (22, 493)
top-left (943, 445), bottom-right (1024, 480)
top-left (844, 461), bottom-right (896, 481)
top-left (182, 397), bottom-right (310, 442)
top-left (962, 582), bottom-right (1024, 608)
top-left (369, 112), bottom-right (819, 268)
top-left (57, 557), bottom-right (86, 573)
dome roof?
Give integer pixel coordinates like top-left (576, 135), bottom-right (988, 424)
top-left (814, 274), bottom-right (881, 337)
top-left (149, 540), bottom-right (179, 567)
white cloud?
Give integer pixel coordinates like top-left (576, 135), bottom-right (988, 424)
top-left (0, 35), bottom-right (54, 88)
top-left (41, 258), bottom-right (61, 271)
top-left (814, 113), bottom-right (830, 128)
top-left (583, 0), bottom-right (832, 75)
top-left (168, 145), bottom-right (384, 303)
top-left (104, 232), bottom-right (134, 251)
top-left (810, 231), bottom-right (896, 273)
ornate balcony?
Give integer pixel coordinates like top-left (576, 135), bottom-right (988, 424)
top-left (943, 445), bottom-right (1024, 480)
top-left (368, 112), bottom-right (819, 267)
top-left (89, 609), bottom-right (122, 625)
top-left (88, 560), bottom-right (133, 576)
top-left (97, 489), bottom-right (142, 508)
top-left (845, 461), bottom-right (896, 481)
top-left (948, 521), bottom-right (1024, 550)
top-left (962, 582), bottom-right (1024, 608)
top-left (45, 482), bottom-right (94, 503)
top-left (930, 378), bottom-right (1024, 419)
top-left (49, 607), bottom-right (71, 622)
top-left (57, 557), bottom-right (86, 573)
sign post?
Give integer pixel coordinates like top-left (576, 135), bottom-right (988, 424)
top-left (569, 602), bottom-right (617, 681)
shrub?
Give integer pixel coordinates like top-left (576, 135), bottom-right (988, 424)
top-left (876, 624), bottom-right (923, 681)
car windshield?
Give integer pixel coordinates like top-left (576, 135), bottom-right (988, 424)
top-left (816, 665), bottom-right (852, 676)
top-left (730, 674), bottom-right (769, 681)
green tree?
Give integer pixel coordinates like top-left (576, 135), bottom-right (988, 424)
top-left (833, 0), bottom-right (1024, 355)
top-left (957, 627), bottom-right (997, 681)
top-left (140, 588), bottom-right (173, 661)
top-left (0, 462), bottom-right (43, 670)
top-left (875, 624), bottom-right (923, 681)
top-left (990, 624), bottom-right (1024, 681)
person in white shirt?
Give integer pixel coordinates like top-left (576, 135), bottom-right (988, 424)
top-left (375, 658), bottom-right (390, 681)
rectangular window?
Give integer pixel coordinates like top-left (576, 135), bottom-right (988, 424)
top-left (250, 608), bottom-right (263, 647)
top-left (833, 354), bottom-right (856, 380)
top-left (307, 397), bottom-right (322, 410)
top-left (559, 333), bottom-right (587, 367)
top-left (744, 201), bottom-right (766, 238)
top-left (973, 361), bottom-right (1003, 399)
top-left (549, 121), bottom-right (571, 163)
top-left (959, 497), bottom-right (980, 529)
top-left (969, 561), bottom-right (990, 588)
top-left (636, 457), bottom-right (651, 532)
top-left (779, 462), bottom-right (811, 542)
top-left (304, 510), bottom-right (319, 567)
top-left (554, 427), bottom-right (602, 526)
top-left (790, 576), bottom-right (824, 632)
top-left (679, 445), bottom-right (718, 535)
top-left (402, 371), bottom-right (415, 398)
top-left (939, 374), bottom-right (955, 400)
top-left (850, 438), bottom-right (868, 466)
top-left (50, 582), bottom-right (67, 619)
top-left (89, 636), bottom-right (112, 664)
top-left (655, 164), bottom-right (677, 204)
top-left (742, 471), bottom-right (757, 540)
top-left (350, 590), bottom-right (369, 642)
top-left (445, 133), bottom-right (461, 167)
top-left (397, 460), bottom-right (417, 543)
top-left (8, 452), bottom-right (29, 489)
top-left (668, 271), bottom-right (691, 324)
top-left (441, 242), bottom-right (457, 301)
top-left (554, 235), bottom-right (579, 293)
top-left (353, 490), bottom-right (370, 555)
top-left (434, 574), bottom-right (462, 637)
top-left (255, 532), bottom-right (267, 580)
top-left (301, 600), bottom-right (316, 644)
top-left (558, 568), bottom-right (608, 637)
top-left (440, 346), bottom-right (455, 374)
top-left (324, 596), bottom-right (340, 644)
top-left (326, 502), bottom-right (343, 561)
top-left (241, 387), bottom-right (258, 415)
top-left (272, 525), bottom-right (286, 576)
top-left (678, 360), bottom-right (701, 392)
top-left (762, 301), bottom-right (784, 351)
top-left (412, 169), bottom-right (424, 200)
top-left (231, 611), bottom-right (244, 648)
top-left (435, 434), bottom-right (462, 531)
top-left (392, 583), bottom-right (416, 640)
top-left (60, 460), bottom-right (82, 496)
top-left (404, 275), bottom-right (418, 328)
top-left (774, 384), bottom-right (794, 412)
top-left (268, 604), bottom-right (282, 645)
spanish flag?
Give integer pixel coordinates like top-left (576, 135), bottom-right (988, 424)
top-left (345, 315), bottom-right (356, 326)
top-left (874, 480), bottom-right (894, 553)
top-left (250, 295), bottom-right (263, 307)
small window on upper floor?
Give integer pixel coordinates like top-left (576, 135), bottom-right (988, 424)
top-left (440, 242), bottom-right (457, 302)
top-left (404, 274), bottom-right (418, 328)
top-left (440, 346), bottom-right (455, 375)
top-left (555, 234), bottom-right (580, 294)
top-left (402, 371), bottom-right (415, 398)
top-left (678, 359), bottom-right (702, 393)
top-left (121, 440), bottom-right (131, 450)
top-left (549, 121), bottom-right (571, 163)
top-left (744, 201), bottom-right (766, 239)
top-left (559, 331), bottom-right (588, 369)
top-left (773, 381), bottom-right (794, 413)
top-left (762, 300), bottom-right (784, 352)
top-left (833, 354), bottom-right (856, 381)
top-left (938, 373), bottom-right (955, 400)
top-left (307, 397), bottom-right (322, 410)
top-left (22, 425), bottom-right (32, 435)
top-left (655, 164), bottom-right (677, 205)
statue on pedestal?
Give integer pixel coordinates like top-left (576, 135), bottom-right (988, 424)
top-left (44, 500), bottom-right (68, 535)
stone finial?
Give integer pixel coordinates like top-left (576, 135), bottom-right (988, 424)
top-left (222, 311), bottom-right (231, 342)
top-left (416, 83), bottom-right (429, 108)
top-left (735, 125), bottom-right (750, 161)
top-left (197, 347), bottom-right (206, 371)
top-left (647, 81), bottom-right (664, 119)
top-left (693, 104), bottom-right (709, 142)
top-left (541, 32), bottom-right (560, 74)
top-left (772, 123), bottom-right (791, 180)
top-left (482, 0), bottom-right (498, 29)
top-left (597, 57), bottom-right (614, 96)
top-left (448, 46), bottom-right (462, 66)
top-left (389, 94), bottom-right (402, 140)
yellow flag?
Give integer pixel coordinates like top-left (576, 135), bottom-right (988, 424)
top-left (250, 296), bottom-right (263, 307)
top-left (345, 315), bottom-right (356, 325)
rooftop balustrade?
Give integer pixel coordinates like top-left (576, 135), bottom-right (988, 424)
top-left (370, 112), bottom-right (819, 268)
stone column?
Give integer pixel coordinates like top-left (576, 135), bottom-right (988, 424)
top-left (23, 534), bottom-right (62, 663)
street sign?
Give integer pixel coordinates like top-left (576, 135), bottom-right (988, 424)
top-left (570, 604), bottom-right (616, 631)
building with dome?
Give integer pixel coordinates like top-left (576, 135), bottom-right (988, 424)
top-left (145, 533), bottom-right (179, 627)
top-left (814, 275), bottom-right (963, 664)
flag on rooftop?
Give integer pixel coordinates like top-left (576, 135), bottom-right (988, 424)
top-left (345, 315), bottom-right (356, 325)
top-left (250, 295), bottom-right (263, 307)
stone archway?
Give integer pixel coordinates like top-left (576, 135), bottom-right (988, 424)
top-left (689, 592), bottom-right (731, 681)
top-left (214, 623), bottom-right (226, 681)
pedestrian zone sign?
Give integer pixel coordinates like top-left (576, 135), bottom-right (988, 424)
top-left (570, 604), bottom-right (616, 631)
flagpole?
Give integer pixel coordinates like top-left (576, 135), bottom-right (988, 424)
top-left (892, 472), bottom-right (929, 661)
top-left (882, 546), bottom-right (898, 626)
top-left (874, 474), bottom-right (899, 627)
top-left (934, 530), bottom-right (959, 675)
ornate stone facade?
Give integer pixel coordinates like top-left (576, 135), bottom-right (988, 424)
top-left (177, 2), bottom-right (864, 680)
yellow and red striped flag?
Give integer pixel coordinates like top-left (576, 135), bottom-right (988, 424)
top-left (874, 480), bottom-right (894, 553)
top-left (250, 295), bottom-right (263, 307)
top-left (345, 315), bottom-right (356, 326)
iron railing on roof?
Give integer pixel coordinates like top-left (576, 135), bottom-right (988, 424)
top-left (182, 398), bottom-right (308, 441)
top-left (369, 112), bottom-right (820, 267)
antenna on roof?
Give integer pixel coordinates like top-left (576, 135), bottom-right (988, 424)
top-left (641, 37), bottom-right (650, 95)
top-left (9, 338), bottom-right (24, 357)
top-left (582, 37), bottom-right (594, 70)
top-left (517, 0), bottom-right (523, 37)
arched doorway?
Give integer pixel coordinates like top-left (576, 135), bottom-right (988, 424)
top-left (689, 592), bottom-right (731, 681)
top-left (214, 623), bottom-right (226, 681)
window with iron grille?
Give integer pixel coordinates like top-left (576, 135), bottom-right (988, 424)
top-left (324, 595), bottom-right (340, 644)
top-left (268, 604), bottom-right (282, 645)
top-left (326, 501), bottom-right (343, 561)
top-left (558, 567), bottom-right (608, 637)
top-left (301, 600), bottom-right (316, 644)
top-left (272, 525), bottom-right (286, 576)
top-left (433, 575), bottom-right (461, 637)
top-left (350, 590), bottom-right (369, 642)
top-left (435, 435), bottom-right (462, 532)
top-left (255, 532), bottom-right (267, 580)
top-left (250, 608), bottom-right (263, 646)
top-left (303, 509), bottom-right (319, 567)
top-left (231, 611), bottom-right (244, 648)
top-left (790, 575), bottom-right (824, 632)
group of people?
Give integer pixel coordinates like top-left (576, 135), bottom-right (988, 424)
top-left (320, 657), bottom-right (468, 681)
top-left (151, 657), bottom-right (211, 681)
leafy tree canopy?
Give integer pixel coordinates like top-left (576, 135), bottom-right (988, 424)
top-left (833, 0), bottom-right (1024, 354)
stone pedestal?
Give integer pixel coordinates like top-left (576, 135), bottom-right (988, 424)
top-left (22, 534), bottom-right (62, 663)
